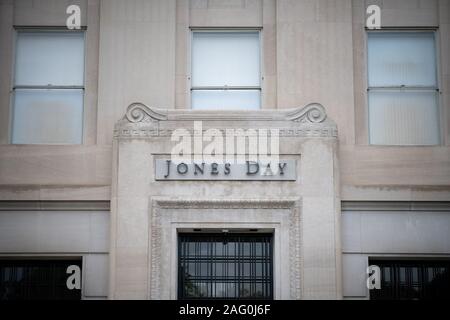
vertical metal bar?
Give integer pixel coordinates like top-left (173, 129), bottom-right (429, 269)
top-left (268, 236), bottom-right (273, 299)
top-left (182, 235), bottom-right (185, 299)
top-left (209, 237), bottom-right (212, 298)
top-left (178, 235), bottom-right (182, 299)
top-left (238, 235), bottom-right (241, 299)
top-left (195, 238), bottom-right (199, 297)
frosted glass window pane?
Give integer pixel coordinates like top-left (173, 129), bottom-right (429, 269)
top-left (192, 32), bottom-right (260, 87)
top-left (192, 90), bottom-right (260, 110)
top-left (15, 32), bottom-right (85, 86)
top-left (368, 33), bottom-right (437, 87)
top-left (12, 89), bottom-right (83, 144)
top-left (369, 91), bottom-right (439, 145)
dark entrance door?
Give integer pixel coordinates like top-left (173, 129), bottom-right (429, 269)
top-left (178, 233), bottom-right (273, 300)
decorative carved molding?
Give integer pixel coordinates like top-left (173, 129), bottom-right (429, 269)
top-left (114, 127), bottom-right (338, 139)
top-left (125, 102), bottom-right (168, 123)
top-left (289, 203), bottom-right (302, 299)
top-left (286, 103), bottom-right (327, 123)
top-left (148, 198), bottom-right (302, 300)
top-left (122, 102), bottom-right (328, 124)
top-left (152, 198), bottom-right (299, 209)
top-left (115, 103), bottom-right (337, 139)
top-left (149, 203), bottom-right (162, 299)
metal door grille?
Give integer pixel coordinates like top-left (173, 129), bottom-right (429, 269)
top-left (178, 233), bottom-right (273, 300)
top-left (370, 260), bottom-right (450, 300)
top-left (0, 260), bottom-right (82, 300)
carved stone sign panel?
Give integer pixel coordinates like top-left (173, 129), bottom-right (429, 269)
top-left (155, 159), bottom-right (297, 181)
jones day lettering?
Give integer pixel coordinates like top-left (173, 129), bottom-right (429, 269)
top-left (163, 160), bottom-right (287, 178)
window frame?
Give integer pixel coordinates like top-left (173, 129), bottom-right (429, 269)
top-left (365, 28), bottom-right (442, 146)
top-left (188, 28), bottom-right (263, 110)
top-left (10, 27), bottom-right (87, 145)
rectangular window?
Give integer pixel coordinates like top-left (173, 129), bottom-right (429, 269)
top-left (369, 260), bottom-right (450, 300)
top-left (12, 31), bottom-right (85, 144)
top-left (178, 233), bottom-right (273, 300)
top-left (367, 32), bottom-right (440, 145)
top-left (0, 259), bottom-right (82, 300)
top-left (191, 31), bottom-right (261, 110)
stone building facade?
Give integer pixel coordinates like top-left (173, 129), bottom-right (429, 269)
top-left (0, 0), bottom-right (449, 300)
